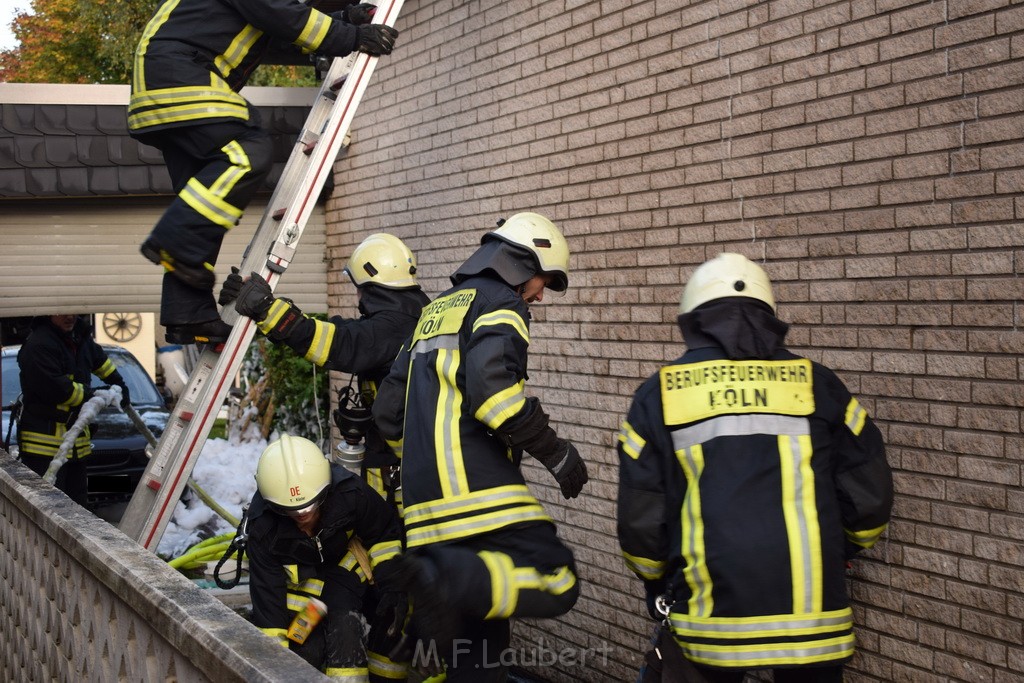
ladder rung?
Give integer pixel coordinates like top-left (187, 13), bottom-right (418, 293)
top-left (303, 140), bottom-right (317, 155)
top-left (179, 411), bottom-right (193, 422)
top-left (330, 76), bottom-right (347, 92)
top-left (146, 479), bottom-right (161, 492)
top-left (272, 208), bottom-right (286, 221)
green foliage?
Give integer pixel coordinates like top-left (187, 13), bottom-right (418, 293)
top-left (0, 0), bottom-right (319, 86)
top-left (242, 316), bottom-right (331, 447)
top-left (0, 0), bottom-right (152, 83)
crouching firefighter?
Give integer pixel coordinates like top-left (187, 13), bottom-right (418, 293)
top-left (615, 253), bottom-right (893, 683)
top-left (247, 435), bottom-right (410, 681)
top-left (222, 233), bottom-right (429, 510)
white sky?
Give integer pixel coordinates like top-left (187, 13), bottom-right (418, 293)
top-left (0, 0), bottom-right (26, 52)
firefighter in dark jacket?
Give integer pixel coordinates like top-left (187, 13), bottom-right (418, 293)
top-left (247, 434), bottom-right (409, 681)
top-left (224, 233), bottom-right (429, 509)
top-left (616, 253), bottom-right (893, 683)
top-left (17, 315), bottom-right (130, 506)
top-left (373, 213), bottom-right (589, 680)
top-left (129, 0), bottom-right (399, 345)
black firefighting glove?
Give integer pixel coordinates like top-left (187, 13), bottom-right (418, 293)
top-left (234, 272), bottom-right (276, 322)
top-left (356, 24), bottom-right (398, 56)
top-left (538, 439), bottom-right (588, 499)
top-left (218, 266), bottom-right (243, 306)
top-left (109, 375), bottom-right (131, 410)
top-left (375, 589), bottom-right (409, 638)
top-left (343, 2), bottom-right (376, 24)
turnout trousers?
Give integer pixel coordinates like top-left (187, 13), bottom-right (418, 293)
top-left (132, 109), bottom-right (273, 326)
top-left (412, 522), bottom-right (580, 682)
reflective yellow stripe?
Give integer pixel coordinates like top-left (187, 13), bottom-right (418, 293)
top-left (367, 650), bottom-right (408, 679)
top-left (845, 398), bottom-right (867, 436)
top-left (130, 84), bottom-right (245, 109)
top-left (215, 25), bottom-right (262, 79)
top-left (617, 421), bottom-right (645, 460)
top-left (259, 299), bottom-right (292, 332)
top-left (779, 434), bottom-right (821, 614)
top-left (845, 522), bottom-right (887, 548)
top-left (324, 666), bottom-right (369, 681)
top-left (681, 633), bottom-right (855, 668)
top-left (306, 318), bottom-right (335, 365)
top-left (296, 10), bottom-right (332, 51)
top-left (405, 493), bottom-right (557, 548)
top-left (181, 173), bottom-right (244, 229)
top-left (472, 310), bottom-right (529, 343)
top-left (95, 359), bottom-right (116, 379)
top-left (434, 348), bottom-right (468, 498)
top-left (474, 380), bottom-right (525, 430)
top-left (20, 429), bottom-right (91, 458)
top-left (676, 444), bottom-right (712, 617)
top-left (128, 99), bottom-right (249, 130)
top-left (368, 539), bottom-right (402, 566)
top-left (58, 381), bottom-right (85, 410)
top-left (479, 551), bottom-right (577, 620)
top-left (258, 627), bottom-right (290, 647)
top-left (623, 551), bottom-right (665, 581)
top-left (133, 0), bottom-right (180, 92)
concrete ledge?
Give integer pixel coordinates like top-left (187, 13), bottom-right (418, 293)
top-left (0, 450), bottom-right (328, 682)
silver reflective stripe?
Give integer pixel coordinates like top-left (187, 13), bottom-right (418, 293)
top-left (672, 414), bottom-right (810, 451)
top-left (670, 610), bottom-right (852, 635)
top-left (680, 446), bottom-right (710, 617)
top-left (406, 506), bottom-right (549, 546)
top-left (785, 433), bottom-right (814, 611)
top-left (477, 384), bottom-right (525, 428)
top-left (404, 486), bottom-right (536, 523)
top-left (412, 334), bottom-right (459, 356)
top-left (439, 349), bottom-right (462, 496)
top-left (684, 637), bottom-right (854, 663)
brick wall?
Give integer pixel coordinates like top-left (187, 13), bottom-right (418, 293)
top-left (327, 0), bottom-right (1024, 680)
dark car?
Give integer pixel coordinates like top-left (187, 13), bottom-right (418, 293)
top-left (1, 344), bottom-right (170, 510)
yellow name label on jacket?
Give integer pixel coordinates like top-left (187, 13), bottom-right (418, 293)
top-left (660, 358), bottom-right (814, 425)
top-left (413, 289), bottom-right (477, 341)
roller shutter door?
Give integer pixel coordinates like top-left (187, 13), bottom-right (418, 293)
top-left (0, 198), bottom-right (327, 317)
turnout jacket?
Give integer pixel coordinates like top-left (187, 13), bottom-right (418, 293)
top-left (260, 286), bottom-right (430, 472)
top-left (17, 318), bottom-right (124, 459)
top-left (247, 465), bottom-right (404, 645)
top-left (373, 275), bottom-right (554, 549)
top-left (616, 302), bottom-right (892, 670)
top-left (129, 0), bottom-right (360, 133)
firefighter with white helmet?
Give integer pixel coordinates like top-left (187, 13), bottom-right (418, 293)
top-left (373, 212), bottom-right (587, 680)
top-left (616, 253), bottom-right (893, 682)
top-left (222, 233), bottom-right (429, 508)
top-left (246, 434), bottom-right (409, 680)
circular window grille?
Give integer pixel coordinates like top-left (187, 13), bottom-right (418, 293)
top-left (102, 312), bottom-right (143, 342)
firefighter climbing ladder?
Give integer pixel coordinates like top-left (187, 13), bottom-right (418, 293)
top-left (119, 0), bottom-right (406, 550)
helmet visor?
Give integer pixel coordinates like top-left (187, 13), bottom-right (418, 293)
top-left (268, 496), bottom-right (324, 518)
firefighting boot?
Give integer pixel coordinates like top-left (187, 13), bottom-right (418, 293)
top-left (387, 552), bottom-right (456, 673)
top-left (141, 236), bottom-right (217, 290)
top-left (165, 319), bottom-right (232, 345)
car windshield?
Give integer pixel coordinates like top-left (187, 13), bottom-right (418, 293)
top-left (2, 347), bottom-right (163, 408)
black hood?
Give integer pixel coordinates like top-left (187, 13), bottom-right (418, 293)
top-left (678, 298), bottom-right (789, 360)
top-left (450, 240), bottom-right (537, 289)
top-left (357, 284), bottom-right (430, 318)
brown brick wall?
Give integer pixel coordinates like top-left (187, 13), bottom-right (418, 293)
top-left (327, 0), bottom-right (1024, 680)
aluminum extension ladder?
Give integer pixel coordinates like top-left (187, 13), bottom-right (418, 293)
top-left (119, 0), bottom-right (406, 550)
